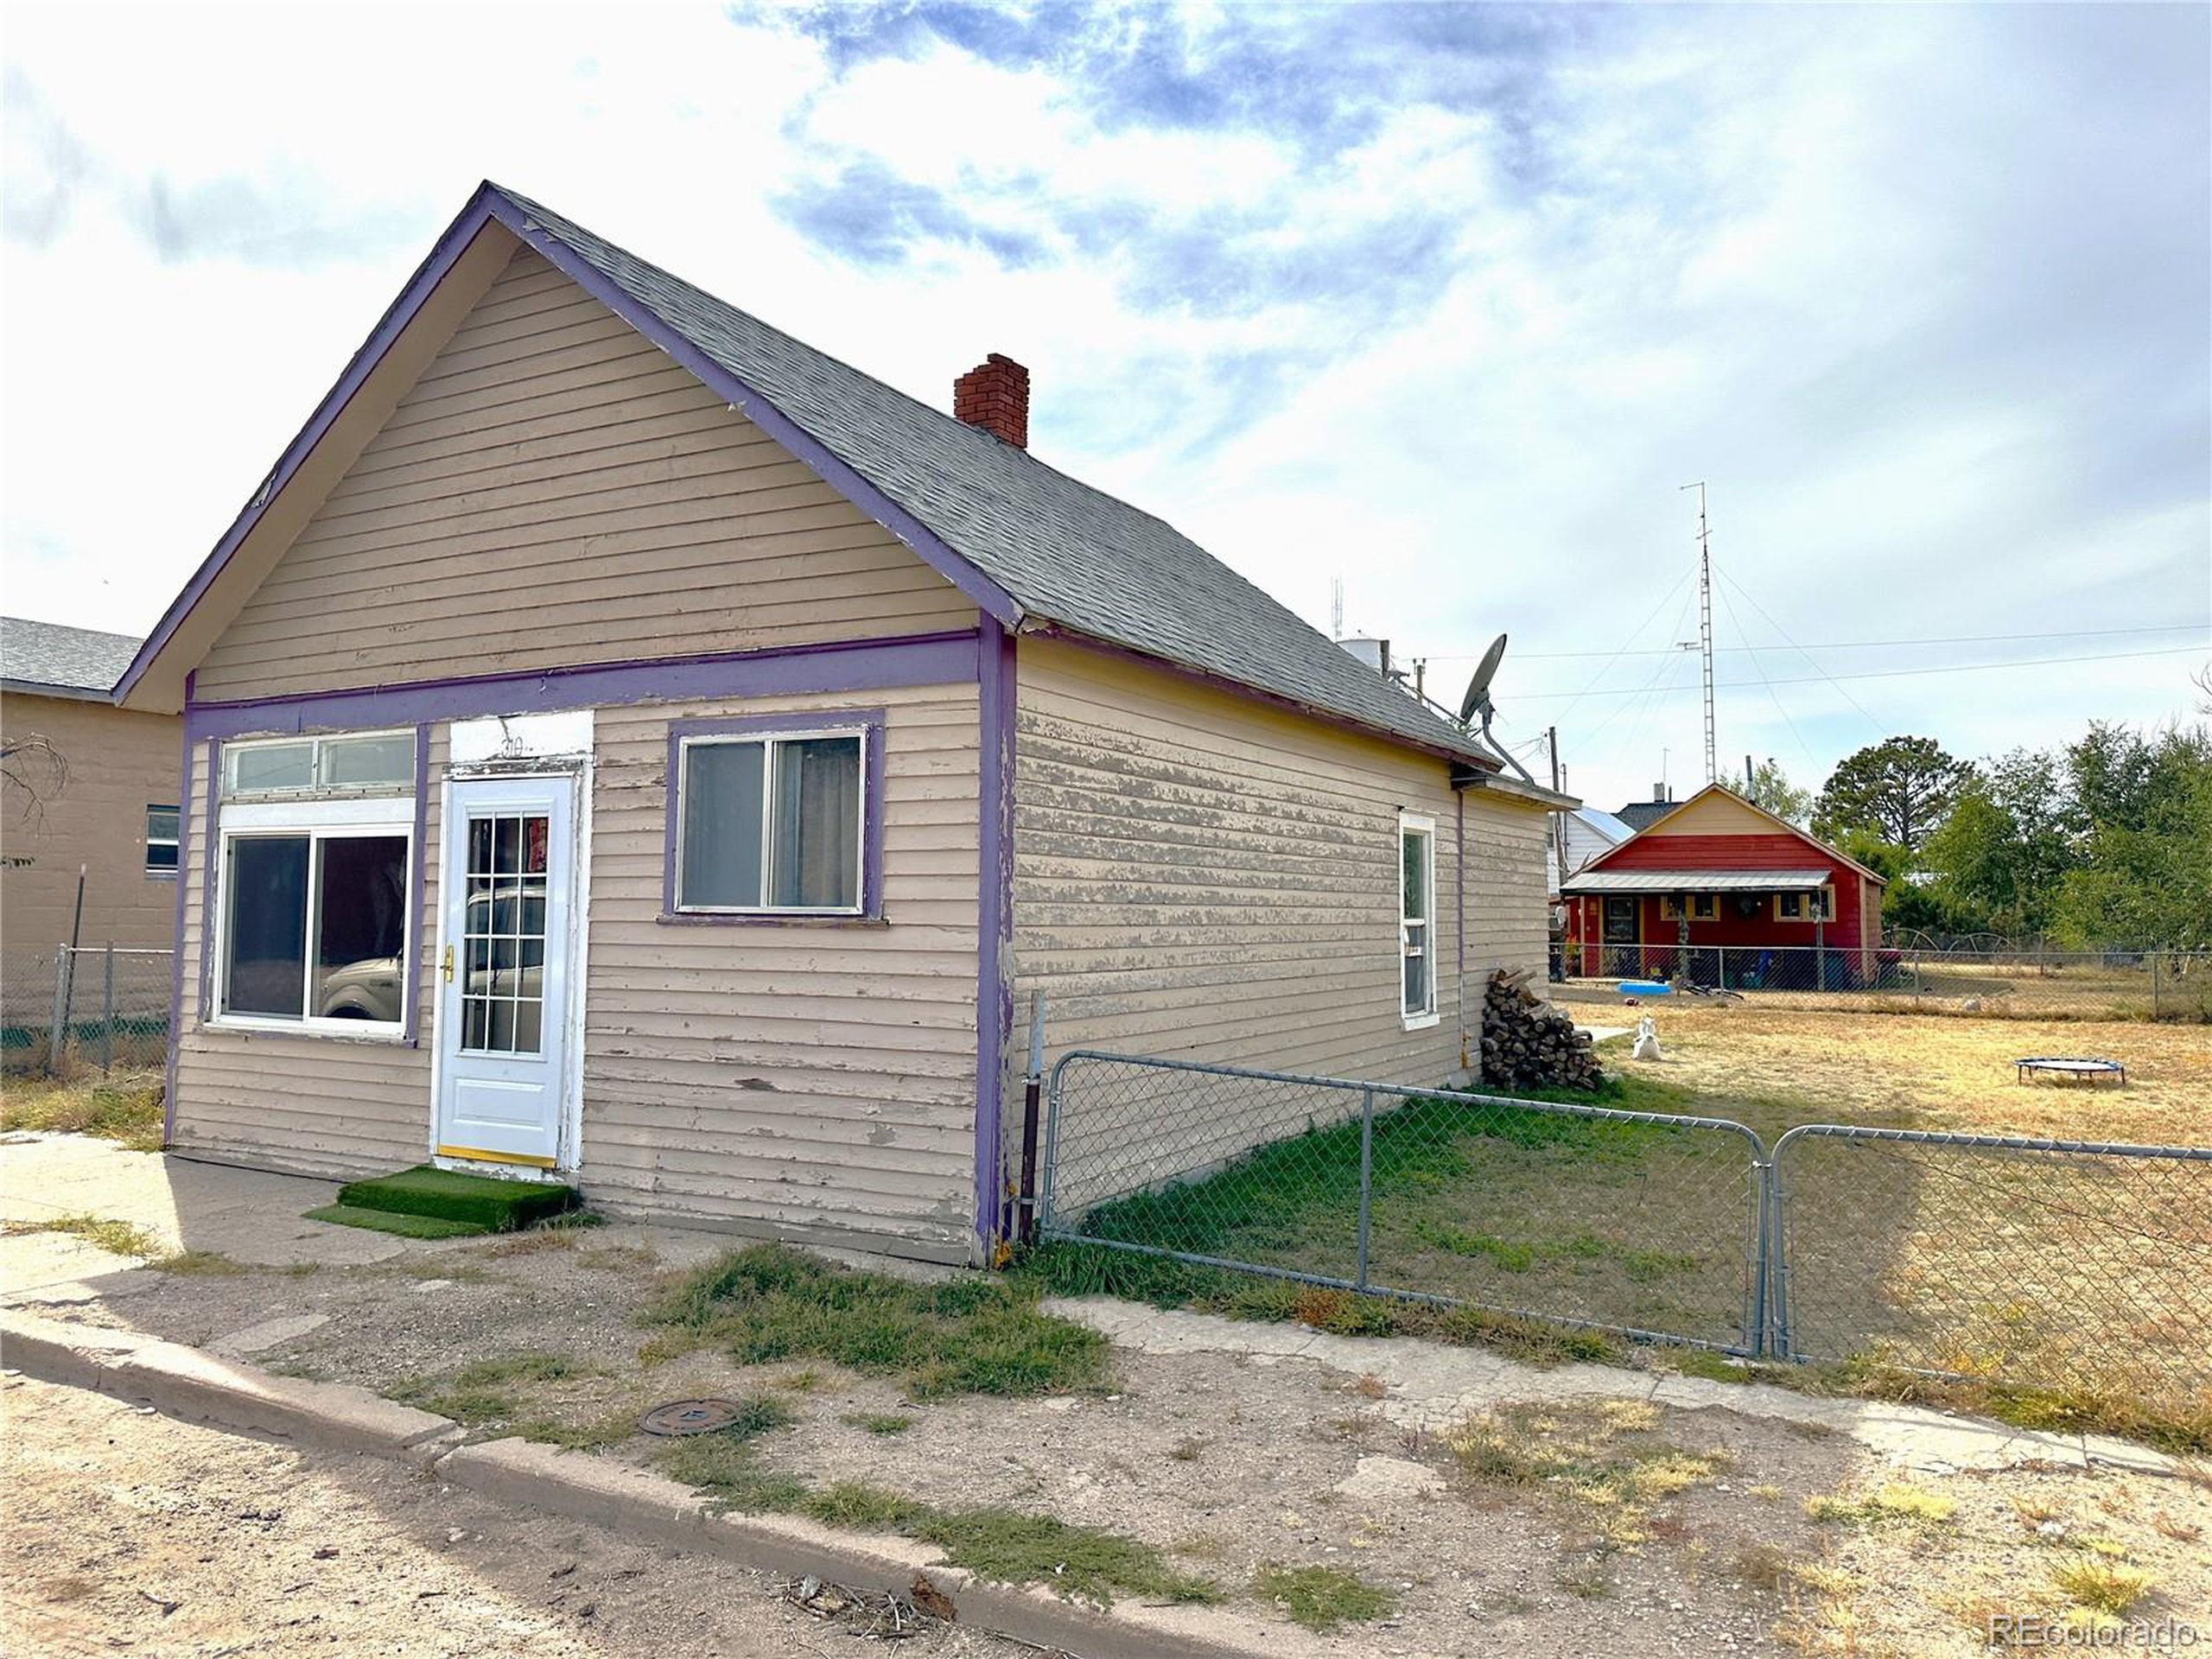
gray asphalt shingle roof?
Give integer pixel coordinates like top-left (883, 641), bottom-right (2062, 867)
top-left (502, 188), bottom-right (1498, 766)
top-left (1, 616), bottom-right (141, 700)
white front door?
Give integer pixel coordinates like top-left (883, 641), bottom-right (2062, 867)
top-left (435, 774), bottom-right (576, 1170)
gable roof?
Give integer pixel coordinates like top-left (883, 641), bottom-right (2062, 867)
top-left (2, 616), bottom-right (142, 702)
top-left (1586, 783), bottom-right (1887, 887)
top-left (120, 182), bottom-right (1502, 769)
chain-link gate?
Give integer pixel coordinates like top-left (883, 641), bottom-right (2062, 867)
top-left (1039, 1051), bottom-right (2212, 1402)
top-left (1040, 1051), bottom-right (1776, 1355)
top-left (1769, 1125), bottom-right (2212, 1407)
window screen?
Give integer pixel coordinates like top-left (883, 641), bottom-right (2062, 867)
top-left (677, 732), bottom-right (863, 912)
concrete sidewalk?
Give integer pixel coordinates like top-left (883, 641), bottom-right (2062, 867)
top-left (0, 1135), bottom-right (405, 1300)
top-left (1043, 1297), bottom-right (2177, 1479)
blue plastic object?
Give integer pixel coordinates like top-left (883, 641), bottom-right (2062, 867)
top-left (1619, 980), bottom-right (1673, 997)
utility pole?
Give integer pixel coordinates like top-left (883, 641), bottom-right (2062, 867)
top-left (1548, 726), bottom-right (1566, 875)
top-left (1680, 481), bottom-right (1716, 786)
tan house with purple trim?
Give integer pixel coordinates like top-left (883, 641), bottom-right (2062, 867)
top-left (119, 183), bottom-right (1567, 1265)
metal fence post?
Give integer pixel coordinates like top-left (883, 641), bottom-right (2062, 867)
top-left (2152, 950), bottom-right (2161, 1019)
top-left (1764, 1147), bottom-right (1792, 1360)
top-left (100, 944), bottom-right (117, 1075)
top-left (48, 946), bottom-right (69, 1073)
top-left (1355, 1088), bottom-right (1375, 1290)
top-left (1746, 1153), bottom-right (1770, 1358)
top-left (1037, 1052), bottom-right (1070, 1237)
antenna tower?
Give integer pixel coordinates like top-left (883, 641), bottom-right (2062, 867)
top-left (1680, 481), bottom-right (1716, 785)
top-left (1331, 577), bottom-right (1344, 639)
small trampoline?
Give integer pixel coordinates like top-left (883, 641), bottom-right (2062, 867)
top-left (2015, 1057), bottom-right (2126, 1087)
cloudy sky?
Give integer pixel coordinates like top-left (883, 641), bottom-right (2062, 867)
top-left (3, 1), bottom-right (2207, 810)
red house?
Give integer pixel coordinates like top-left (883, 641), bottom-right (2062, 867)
top-left (1560, 785), bottom-right (1886, 989)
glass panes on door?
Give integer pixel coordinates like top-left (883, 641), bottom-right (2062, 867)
top-left (461, 812), bottom-right (548, 1054)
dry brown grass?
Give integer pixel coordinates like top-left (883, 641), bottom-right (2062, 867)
top-left (0, 1071), bottom-right (165, 1151)
top-left (1617, 1004), bottom-right (2210, 1146)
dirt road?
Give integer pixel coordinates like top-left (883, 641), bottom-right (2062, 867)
top-left (0, 1373), bottom-right (1031, 1658)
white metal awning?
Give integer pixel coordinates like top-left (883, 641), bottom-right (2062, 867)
top-left (1561, 868), bottom-right (1834, 896)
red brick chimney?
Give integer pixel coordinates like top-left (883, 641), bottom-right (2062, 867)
top-left (953, 353), bottom-right (1029, 448)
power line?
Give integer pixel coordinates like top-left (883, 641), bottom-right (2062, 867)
top-left (1539, 565), bottom-right (1695, 730)
top-left (1710, 564), bottom-right (1890, 735)
top-left (1512, 644), bottom-right (2203, 702)
top-left (1412, 622), bottom-right (2204, 664)
top-left (1714, 577), bottom-right (1818, 774)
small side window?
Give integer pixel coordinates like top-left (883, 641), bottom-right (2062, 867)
top-left (145, 804), bottom-right (180, 874)
top-left (1399, 814), bottom-right (1437, 1027)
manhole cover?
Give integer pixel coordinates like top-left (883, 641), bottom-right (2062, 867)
top-left (639, 1398), bottom-right (745, 1437)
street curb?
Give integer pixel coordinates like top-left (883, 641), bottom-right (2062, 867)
top-left (1, 1310), bottom-right (460, 1465)
top-left (3, 1312), bottom-right (1321, 1659)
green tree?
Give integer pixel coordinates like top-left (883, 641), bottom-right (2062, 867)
top-left (1812, 736), bottom-right (1970, 853)
top-left (1744, 757), bottom-right (1813, 826)
top-left (2049, 724), bottom-right (2212, 949)
top-left (1918, 749), bottom-right (2078, 936)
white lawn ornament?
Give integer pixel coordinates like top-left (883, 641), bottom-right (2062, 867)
top-left (1631, 1017), bottom-right (1663, 1062)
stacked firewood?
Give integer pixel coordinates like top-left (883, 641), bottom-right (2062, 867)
top-left (1479, 969), bottom-right (1603, 1092)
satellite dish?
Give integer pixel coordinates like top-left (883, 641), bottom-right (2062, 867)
top-left (1458, 633), bottom-right (1510, 724)
top-left (1457, 632), bottom-right (1538, 786)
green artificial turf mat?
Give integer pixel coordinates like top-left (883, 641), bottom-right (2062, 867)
top-left (303, 1203), bottom-right (488, 1240)
top-left (334, 1166), bottom-right (579, 1232)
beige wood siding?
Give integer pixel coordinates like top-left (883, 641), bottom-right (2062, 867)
top-left (1008, 639), bottom-right (1471, 1090)
top-left (193, 247), bottom-right (975, 702)
top-left (578, 686), bottom-right (980, 1260)
top-left (169, 728), bottom-right (439, 1177)
top-left (1464, 786), bottom-right (1553, 988)
top-left (0, 695), bottom-right (181, 970)
top-left (1640, 791), bottom-right (1765, 836)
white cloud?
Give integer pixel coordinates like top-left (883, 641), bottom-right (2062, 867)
top-left (1, 0), bottom-right (2204, 812)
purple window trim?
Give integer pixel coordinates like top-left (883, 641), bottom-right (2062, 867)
top-left (185, 630), bottom-right (982, 741)
top-left (121, 182), bottom-right (1023, 705)
top-left (405, 722), bottom-right (430, 1044)
top-left (660, 709), bottom-right (887, 924)
top-left (194, 731), bottom-right (424, 1052)
top-left (197, 731), bottom-right (220, 1043)
top-left (162, 697), bottom-right (197, 1146)
top-left (973, 626), bottom-right (1017, 1243)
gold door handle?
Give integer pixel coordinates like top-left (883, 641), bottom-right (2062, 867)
top-left (442, 945), bottom-right (455, 982)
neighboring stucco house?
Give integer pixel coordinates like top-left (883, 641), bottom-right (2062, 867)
top-left (118, 182), bottom-right (1567, 1264)
top-left (1, 619), bottom-right (183, 1042)
top-left (1560, 784), bottom-right (1885, 988)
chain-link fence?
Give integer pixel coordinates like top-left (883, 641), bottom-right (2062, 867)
top-left (1557, 943), bottom-right (2212, 1020)
top-left (1041, 1052), bottom-right (1773, 1353)
top-left (1040, 1051), bottom-right (2212, 1408)
top-left (0, 945), bottom-right (173, 1075)
top-left (1770, 1126), bottom-right (2212, 1408)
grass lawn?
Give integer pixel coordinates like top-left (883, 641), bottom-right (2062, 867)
top-left (1038, 1007), bottom-right (2211, 1443)
top-left (1621, 1004), bottom-right (2210, 1146)
top-left (0, 1071), bottom-right (164, 1151)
